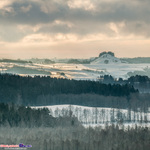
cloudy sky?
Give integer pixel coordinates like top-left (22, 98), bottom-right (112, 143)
top-left (0, 0), bottom-right (150, 59)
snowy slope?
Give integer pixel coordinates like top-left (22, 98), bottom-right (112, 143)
top-left (91, 54), bottom-right (127, 64)
top-left (0, 60), bottom-right (150, 80)
top-left (32, 105), bottom-right (150, 127)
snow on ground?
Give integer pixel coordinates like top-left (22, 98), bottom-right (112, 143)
top-left (1, 53), bottom-right (150, 80)
top-left (32, 105), bottom-right (150, 128)
top-left (91, 53), bottom-right (124, 64)
top-left (1, 61), bottom-right (150, 80)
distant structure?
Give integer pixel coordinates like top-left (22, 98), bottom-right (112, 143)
top-left (99, 51), bottom-right (115, 57)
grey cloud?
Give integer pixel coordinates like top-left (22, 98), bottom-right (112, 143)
top-left (0, 0), bottom-right (150, 42)
top-left (120, 21), bottom-right (150, 37)
top-left (37, 21), bottom-right (115, 37)
top-left (1, 0), bottom-right (149, 24)
top-left (0, 24), bottom-right (27, 42)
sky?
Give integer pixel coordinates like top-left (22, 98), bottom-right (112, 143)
top-left (0, 0), bottom-right (150, 59)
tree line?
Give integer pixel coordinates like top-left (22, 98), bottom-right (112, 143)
top-left (98, 75), bottom-right (150, 93)
top-left (49, 104), bottom-right (150, 125)
top-left (0, 74), bottom-right (137, 105)
top-left (99, 75), bottom-right (150, 84)
top-left (0, 103), bottom-right (79, 128)
top-left (0, 125), bottom-right (149, 150)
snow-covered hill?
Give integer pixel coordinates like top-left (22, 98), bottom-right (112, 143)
top-left (91, 53), bottom-right (127, 64)
top-left (1, 52), bottom-right (150, 80)
top-left (1, 61), bottom-right (150, 80)
top-left (32, 105), bottom-right (150, 127)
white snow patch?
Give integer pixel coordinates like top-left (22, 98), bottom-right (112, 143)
top-left (32, 105), bottom-right (150, 128)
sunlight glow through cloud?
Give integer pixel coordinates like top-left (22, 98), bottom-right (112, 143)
top-left (0, 0), bottom-right (150, 58)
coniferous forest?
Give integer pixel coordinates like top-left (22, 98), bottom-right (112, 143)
top-left (0, 103), bottom-right (79, 128)
top-left (0, 74), bottom-right (137, 106)
top-left (0, 74), bottom-right (150, 150)
top-left (0, 126), bottom-right (150, 150)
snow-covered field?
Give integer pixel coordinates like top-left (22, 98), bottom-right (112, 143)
top-left (0, 62), bottom-right (150, 80)
top-left (1, 54), bottom-right (150, 80)
top-left (32, 105), bottom-right (150, 128)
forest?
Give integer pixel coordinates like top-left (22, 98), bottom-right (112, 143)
top-left (0, 125), bottom-right (149, 150)
top-left (99, 74), bottom-right (150, 85)
top-left (0, 102), bottom-right (149, 149)
top-left (99, 75), bottom-right (150, 93)
top-left (0, 74), bottom-right (149, 150)
top-left (0, 103), bottom-right (79, 128)
top-left (0, 74), bottom-right (137, 106)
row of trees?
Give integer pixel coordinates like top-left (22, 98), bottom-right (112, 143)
top-left (0, 74), bottom-right (137, 105)
top-left (50, 105), bottom-right (150, 125)
top-left (99, 75), bottom-right (150, 84)
top-left (98, 75), bottom-right (150, 93)
top-left (0, 126), bottom-right (149, 150)
top-left (0, 103), bottom-right (79, 127)
top-left (0, 59), bottom-right (30, 63)
top-left (32, 93), bottom-right (150, 110)
top-left (99, 51), bottom-right (115, 57)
